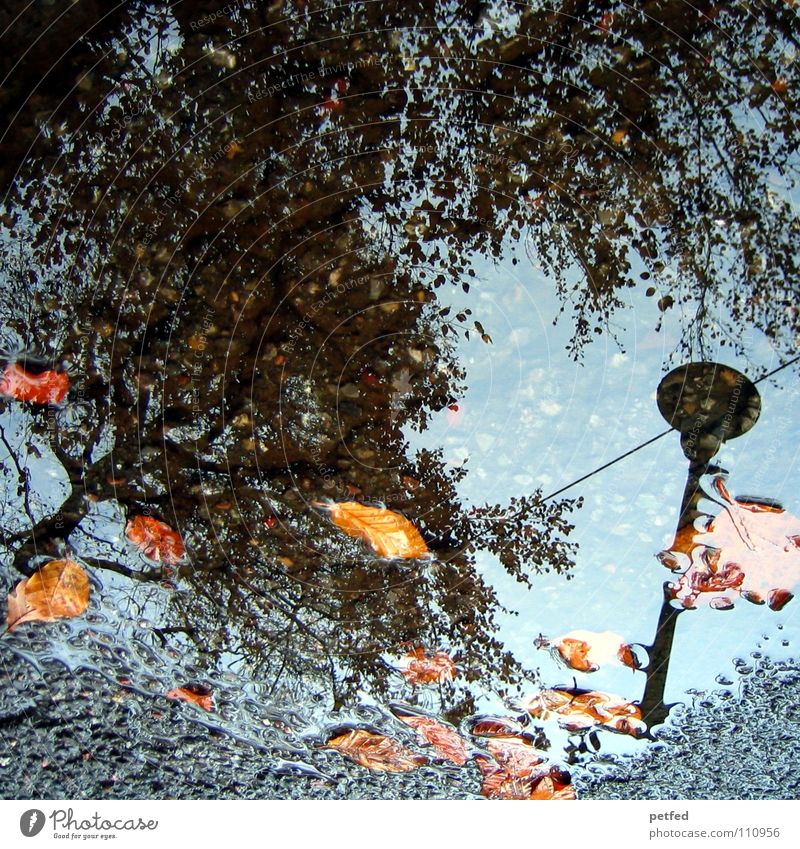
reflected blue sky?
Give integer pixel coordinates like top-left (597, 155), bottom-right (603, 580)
top-left (404, 233), bottom-right (799, 744)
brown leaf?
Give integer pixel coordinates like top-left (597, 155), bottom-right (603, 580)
top-left (476, 759), bottom-right (534, 800)
top-left (314, 501), bottom-right (429, 559)
top-left (540, 630), bottom-right (642, 672)
top-left (6, 559), bottom-right (90, 632)
top-left (552, 637), bottom-right (598, 672)
top-left (660, 477), bottom-right (800, 611)
top-left (0, 363), bottom-right (70, 405)
top-left (470, 716), bottom-right (530, 739)
top-left (398, 646), bottom-right (457, 685)
top-left (529, 773), bottom-right (577, 800)
top-left (470, 715), bottom-right (547, 780)
top-left (325, 729), bottom-right (427, 772)
top-left (523, 689), bottom-right (645, 736)
top-left (484, 737), bottom-right (544, 778)
top-left (617, 643), bottom-right (641, 670)
top-left (166, 684), bottom-right (214, 711)
top-left (476, 758), bottom-right (575, 800)
top-left (393, 712), bottom-right (469, 765)
top-left (125, 516), bottom-right (185, 565)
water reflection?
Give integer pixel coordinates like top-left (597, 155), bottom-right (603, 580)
top-left (1, 0), bottom-right (799, 797)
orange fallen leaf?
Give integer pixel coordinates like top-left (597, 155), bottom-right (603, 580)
top-left (476, 758), bottom-right (535, 800)
top-left (524, 193), bottom-right (546, 210)
top-left (125, 516), bottom-right (185, 565)
top-left (392, 710), bottom-right (469, 765)
top-left (530, 772), bottom-right (577, 800)
top-left (166, 684), bottom-right (213, 711)
top-left (771, 78), bottom-right (788, 94)
top-left (537, 630), bottom-right (642, 672)
top-left (617, 643), bottom-right (641, 670)
top-left (6, 559), bottom-right (90, 632)
top-left (659, 477), bottom-right (800, 611)
top-left (398, 646), bottom-right (457, 685)
top-left (314, 501), bottom-right (429, 559)
top-left (0, 363), bottom-right (69, 405)
top-left (470, 716), bottom-right (545, 776)
top-left (476, 757), bottom-right (575, 800)
top-left (522, 688), bottom-right (645, 736)
top-left (469, 716), bottom-right (575, 799)
top-left (470, 716), bottom-right (531, 739)
top-left (545, 635), bottom-right (597, 672)
top-left (324, 728), bottom-right (427, 772)
top-left (484, 736), bottom-right (544, 779)
top-left (610, 128), bottom-right (628, 145)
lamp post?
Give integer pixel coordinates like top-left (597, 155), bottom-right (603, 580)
top-left (639, 362), bottom-right (761, 729)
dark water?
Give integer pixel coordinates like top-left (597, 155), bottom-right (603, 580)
top-left (1, 0), bottom-right (799, 799)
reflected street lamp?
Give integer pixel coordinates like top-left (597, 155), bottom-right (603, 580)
top-left (639, 362), bottom-right (761, 728)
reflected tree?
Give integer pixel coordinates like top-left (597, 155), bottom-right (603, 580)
top-left (1, 0), bottom-right (798, 717)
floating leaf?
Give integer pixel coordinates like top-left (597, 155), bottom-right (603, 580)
top-left (0, 363), bottom-right (69, 405)
top-left (537, 630), bottom-right (642, 672)
top-left (483, 736), bottom-right (545, 778)
top-left (314, 501), bottom-right (429, 559)
top-left (125, 516), bottom-right (186, 565)
top-left (471, 713), bottom-right (577, 799)
top-left (166, 684), bottom-right (213, 711)
top-left (392, 710), bottom-right (469, 765)
top-left (470, 716), bottom-right (545, 776)
top-left (476, 757), bottom-right (575, 800)
top-left (522, 688), bottom-right (645, 736)
top-left (616, 643), bottom-right (641, 670)
top-left (470, 716), bottom-right (531, 739)
top-left (398, 646), bottom-right (457, 685)
top-left (660, 477), bottom-right (800, 611)
top-left (529, 772), bottom-right (577, 800)
top-left (768, 588), bottom-right (794, 611)
top-left (6, 559), bottom-right (90, 632)
top-left (546, 635), bottom-right (597, 672)
top-left (324, 728), bottom-right (427, 772)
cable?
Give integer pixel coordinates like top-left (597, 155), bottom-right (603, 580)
top-left (753, 353), bottom-right (800, 385)
top-left (541, 354), bottom-right (800, 502)
top-left (542, 428), bottom-right (674, 501)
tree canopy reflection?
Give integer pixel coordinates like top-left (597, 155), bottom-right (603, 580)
top-left (1, 0), bottom-right (798, 720)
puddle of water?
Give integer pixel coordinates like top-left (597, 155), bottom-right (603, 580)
top-left (1, 0), bottom-right (799, 800)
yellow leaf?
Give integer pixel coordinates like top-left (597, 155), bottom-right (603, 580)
top-left (6, 559), bottom-right (90, 632)
top-left (325, 729), bottom-right (427, 772)
top-left (315, 501), bottom-right (429, 559)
